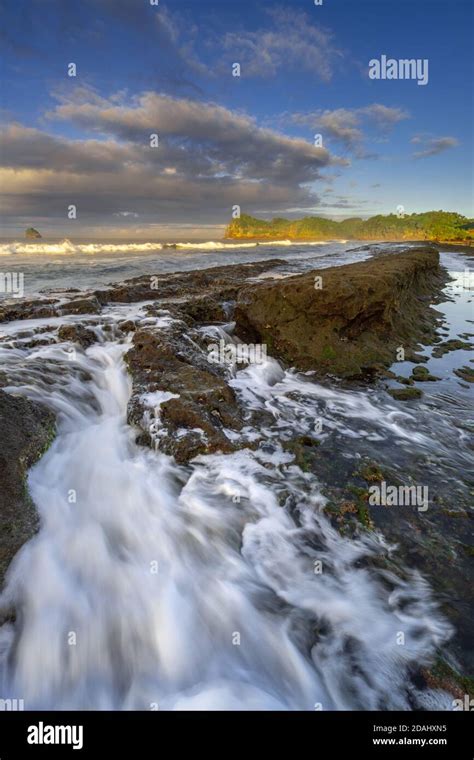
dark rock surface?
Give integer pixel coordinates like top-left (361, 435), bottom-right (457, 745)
top-left (0, 299), bottom-right (58, 323)
top-left (388, 387), bottom-right (423, 400)
top-left (235, 247), bottom-right (447, 377)
top-left (125, 327), bottom-right (243, 463)
top-left (25, 228), bottom-right (41, 239)
top-left (0, 390), bottom-right (55, 591)
top-left (59, 297), bottom-right (102, 316)
top-left (57, 324), bottom-right (97, 348)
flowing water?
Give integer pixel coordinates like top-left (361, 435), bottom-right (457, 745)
top-left (0, 241), bottom-right (471, 710)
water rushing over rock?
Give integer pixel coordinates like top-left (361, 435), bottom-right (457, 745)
top-left (0, 244), bottom-right (471, 710)
top-left (0, 324), bottom-right (453, 709)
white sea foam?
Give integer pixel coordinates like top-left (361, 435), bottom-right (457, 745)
top-left (229, 358), bottom-right (430, 445)
top-left (0, 238), bottom-right (337, 257)
top-left (0, 315), bottom-right (453, 710)
top-left (174, 241), bottom-right (258, 250)
top-left (0, 240), bottom-right (165, 256)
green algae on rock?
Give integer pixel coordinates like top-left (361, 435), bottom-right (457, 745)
top-left (235, 247), bottom-right (447, 378)
top-left (454, 365), bottom-right (474, 383)
top-left (410, 366), bottom-right (441, 382)
top-left (388, 387), bottom-right (423, 400)
top-left (432, 338), bottom-right (473, 358)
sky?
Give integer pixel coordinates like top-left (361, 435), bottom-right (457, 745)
top-left (0, 0), bottom-right (473, 239)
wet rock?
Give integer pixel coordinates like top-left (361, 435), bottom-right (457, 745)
top-left (0, 259), bottom-right (286, 326)
top-left (454, 365), bottom-right (474, 383)
top-left (0, 390), bottom-right (55, 590)
top-left (20, 337), bottom-right (56, 349)
top-left (282, 436), bottom-right (320, 473)
top-left (125, 328), bottom-right (243, 463)
top-left (177, 296), bottom-right (228, 324)
top-left (410, 366), bottom-right (440, 382)
top-left (59, 297), bottom-right (102, 316)
top-left (96, 259), bottom-right (286, 305)
top-left (421, 659), bottom-right (474, 702)
top-left (312, 440), bottom-right (474, 676)
top-left (388, 387), bottom-right (423, 401)
top-left (57, 324), bottom-right (97, 349)
top-left (0, 299), bottom-right (58, 323)
top-left (118, 320), bottom-right (137, 333)
top-left (235, 248), bottom-right (448, 378)
top-left (432, 338), bottom-right (473, 358)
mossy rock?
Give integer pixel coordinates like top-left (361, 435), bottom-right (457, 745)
top-left (283, 436), bottom-right (320, 472)
top-left (235, 248), bottom-right (447, 378)
top-left (432, 339), bottom-right (473, 358)
top-left (422, 658), bottom-right (474, 700)
top-left (410, 366), bottom-right (440, 382)
top-left (358, 461), bottom-right (385, 483)
top-left (388, 387), bottom-right (423, 401)
top-left (454, 366), bottom-right (474, 383)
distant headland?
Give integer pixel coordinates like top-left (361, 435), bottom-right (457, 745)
top-left (225, 211), bottom-right (474, 243)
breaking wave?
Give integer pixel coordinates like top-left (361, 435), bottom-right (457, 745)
top-left (0, 239), bottom-right (337, 257)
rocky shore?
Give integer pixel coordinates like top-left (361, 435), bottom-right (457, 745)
top-left (0, 391), bottom-right (55, 594)
top-left (0, 243), bottom-right (472, 694)
top-left (0, 245), bottom-right (457, 510)
top-left (235, 246), bottom-right (447, 377)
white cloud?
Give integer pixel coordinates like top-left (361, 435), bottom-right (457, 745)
top-left (411, 134), bottom-right (459, 159)
top-left (0, 89), bottom-right (349, 227)
top-left (219, 7), bottom-right (343, 81)
top-left (291, 104), bottom-right (409, 157)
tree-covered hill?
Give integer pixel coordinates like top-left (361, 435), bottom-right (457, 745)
top-left (226, 212), bottom-right (474, 242)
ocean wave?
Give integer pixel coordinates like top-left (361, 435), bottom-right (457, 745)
top-left (0, 240), bottom-right (165, 256)
top-left (174, 241), bottom-right (258, 250)
top-left (0, 238), bottom-right (343, 256)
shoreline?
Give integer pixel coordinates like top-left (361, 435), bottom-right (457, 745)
top-left (0, 243), bottom-right (472, 693)
top-left (224, 236), bottom-right (474, 248)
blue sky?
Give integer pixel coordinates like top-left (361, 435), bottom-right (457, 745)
top-left (1, 0), bottom-right (473, 238)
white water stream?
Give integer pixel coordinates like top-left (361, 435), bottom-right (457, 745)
top-left (0, 308), bottom-right (455, 710)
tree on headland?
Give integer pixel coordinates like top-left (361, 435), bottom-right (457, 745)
top-left (226, 211), bottom-right (473, 242)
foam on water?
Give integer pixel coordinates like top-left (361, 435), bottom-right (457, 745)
top-left (0, 240), bottom-right (165, 256)
top-left (0, 238), bottom-right (340, 257)
top-left (0, 312), bottom-right (454, 710)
